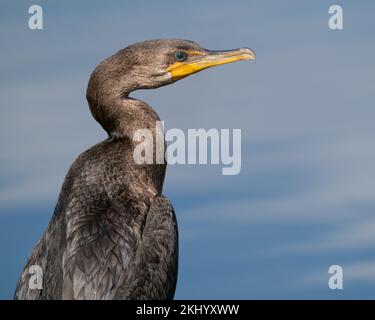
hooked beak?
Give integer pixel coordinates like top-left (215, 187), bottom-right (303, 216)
top-left (166, 47), bottom-right (256, 81)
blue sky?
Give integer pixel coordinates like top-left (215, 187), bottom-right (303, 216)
top-left (1, 0), bottom-right (375, 299)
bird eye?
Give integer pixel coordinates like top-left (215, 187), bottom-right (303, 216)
top-left (175, 51), bottom-right (187, 62)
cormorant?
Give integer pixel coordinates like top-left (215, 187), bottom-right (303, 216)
top-left (14, 39), bottom-right (255, 300)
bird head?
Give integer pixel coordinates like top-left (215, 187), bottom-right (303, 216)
top-left (86, 39), bottom-right (255, 136)
top-left (109, 39), bottom-right (256, 91)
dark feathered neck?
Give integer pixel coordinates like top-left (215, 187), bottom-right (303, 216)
top-left (86, 57), bottom-right (161, 140)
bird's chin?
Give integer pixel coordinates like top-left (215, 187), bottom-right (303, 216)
top-left (153, 72), bottom-right (174, 87)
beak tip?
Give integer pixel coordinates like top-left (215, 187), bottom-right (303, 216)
top-left (241, 47), bottom-right (256, 61)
